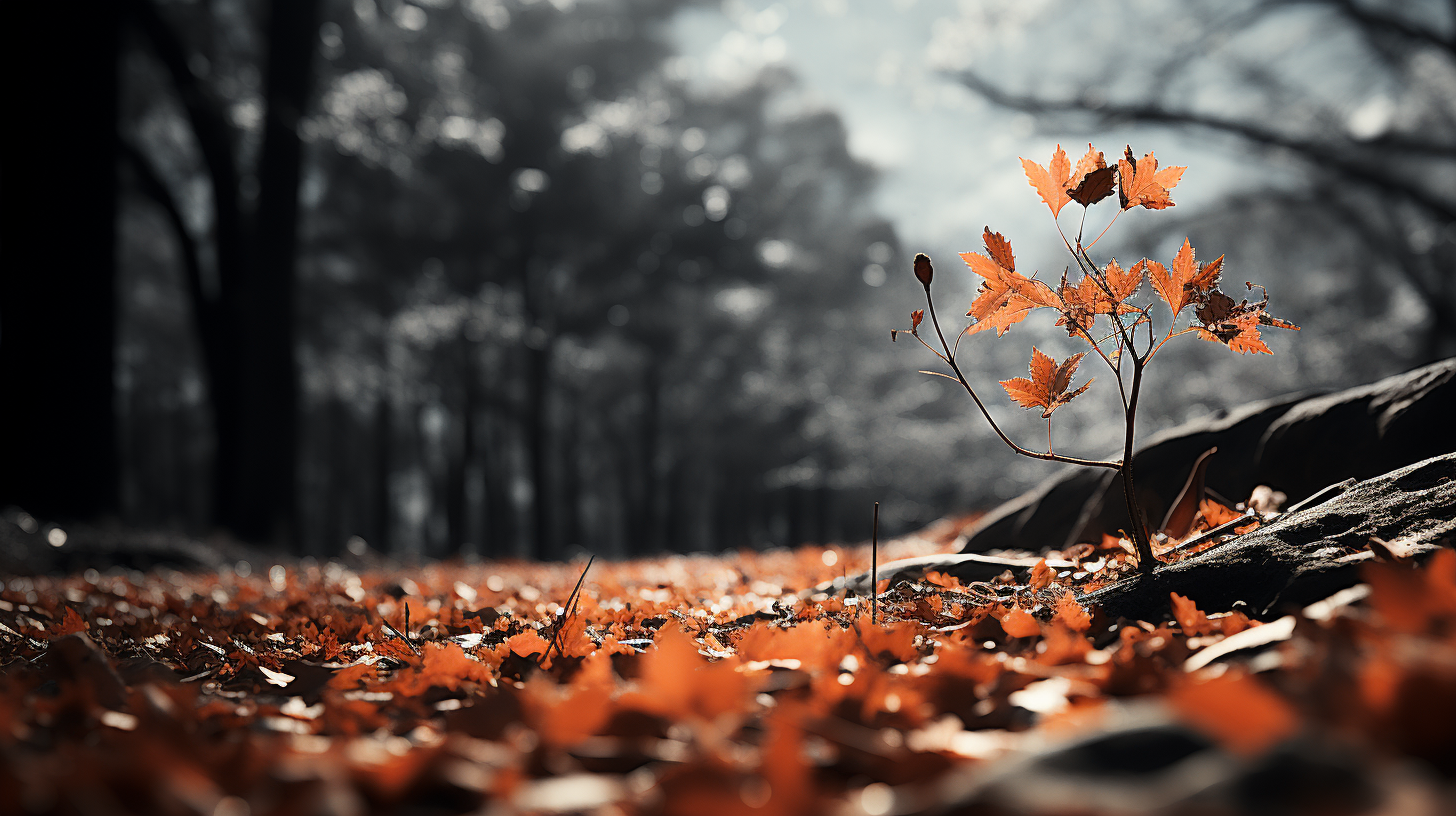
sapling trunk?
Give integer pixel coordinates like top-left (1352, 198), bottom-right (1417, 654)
top-left (1121, 356), bottom-right (1156, 572)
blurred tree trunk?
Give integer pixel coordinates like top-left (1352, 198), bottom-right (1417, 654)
top-left (125, 0), bottom-right (245, 529)
top-left (126, 0), bottom-right (319, 544)
top-left (228, 0), bottom-right (320, 544)
top-left (0, 2), bottom-right (121, 520)
top-left (446, 378), bottom-right (477, 556)
top-left (323, 397), bottom-right (348, 554)
top-left (372, 397), bottom-right (392, 554)
top-left (639, 358), bottom-right (664, 552)
top-left (560, 401), bottom-right (583, 554)
top-left (525, 340), bottom-right (554, 559)
top-left (479, 414), bottom-right (509, 558)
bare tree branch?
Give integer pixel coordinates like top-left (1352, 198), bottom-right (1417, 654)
top-left (1318, 0), bottom-right (1456, 55)
top-left (124, 0), bottom-right (244, 302)
top-left (956, 70), bottom-right (1456, 224)
top-left (120, 139), bottom-right (230, 432)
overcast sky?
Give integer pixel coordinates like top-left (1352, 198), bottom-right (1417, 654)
top-left (670, 0), bottom-right (1331, 284)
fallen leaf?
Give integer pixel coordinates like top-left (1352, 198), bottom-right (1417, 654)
top-left (1170, 593), bottom-right (1215, 637)
top-left (1053, 593), bottom-right (1091, 633)
top-left (1168, 672), bottom-right (1297, 756)
top-left (1001, 608), bottom-right (1041, 639)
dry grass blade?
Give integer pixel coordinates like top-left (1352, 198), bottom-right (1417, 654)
top-left (872, 502), bottom-right (880, 626)
top-left (540, 554), bottom-right (596, 667)
top-left (378, 616), bottom-right (420, 656)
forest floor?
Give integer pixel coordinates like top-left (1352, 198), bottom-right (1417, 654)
top-left (2, 511), bottom-right (1454, 816)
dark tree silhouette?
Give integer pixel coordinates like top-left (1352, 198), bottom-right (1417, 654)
top-left (0, 3), bottom-right (122, 520)
top-left (124, 0), bottom-right (321, 543)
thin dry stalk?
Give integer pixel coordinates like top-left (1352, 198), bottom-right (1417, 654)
top-left (540, 554), bottom-right (596, 668)
top-left (871, 502), bottom-right (880, 626)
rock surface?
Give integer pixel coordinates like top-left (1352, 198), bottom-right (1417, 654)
top-left (958, 358), bottom-right (1455, 554)
top-left (1085, 451), bottom-right (1455, 621)
top-left (850, 453), bottom-right (1455, 617)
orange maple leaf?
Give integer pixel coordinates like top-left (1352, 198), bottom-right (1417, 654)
top-left (1170, 592), bottom-right (1215, 637)
top-left (1000, 607), bottom-right (1041, 638)
top-left (505, 629), bottom-right (552, 660)
top-left (1101, 258), bottom-right (1147, 307)
top-left (54, 607), bottom-right (88, 638)
top-left (1055, 272), bottom-right (1101, 335)
top-left (1148, 238), bottom-right (1224, 317)
top-left (1192, 285), bottom-right (1299, 355)
top-left (963, 229), bottom-right (1059, 337)
top-left (374, 636), bottom-right (417, 663)
top-left (983, 227), bottom-right (1016, 272)
top-left (1023, 144), bottom-right (1115, 216)
top-left (1000, 348), bottom-right (1093, 419)
top-left (1168, 672), bottom-right (1297, 756)
top-left (1053, 259), bottom-right (1145, 335)
top-left (1199, 498), bottom-right (1242, 528)
top-left (968, 294), bottom-right (1040, 337)
top-left (1021, 145), bottom-right (1073, 216)
top-left (1067, 144), bottom-right (1116, 207)
top-left (924, 570), bottom-right (965, 590)
top-left (628, 623), bottom-right (748, 721)
top-left (327, 661), bottom-right (378, 690)
top-left (1117, 146), bottom-right (1185, 210)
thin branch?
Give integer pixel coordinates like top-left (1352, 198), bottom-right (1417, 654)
top-left (1085, 208), bottom-right (1123, 249)
top-left (125, 0), bottom-right (246, 297)
top-left (1320, 0), bottom-right (1456, 55)
top-left (951, 323), bottom-right (972, 357)
top-left (912, 332), bottom-right (952, 365)
top-left (922, 286), bottom-right (1120, 471)
top-left (1147, 327), bottom-right (1202, 363)
top-left (956, 70), bottom-right (1456, 224)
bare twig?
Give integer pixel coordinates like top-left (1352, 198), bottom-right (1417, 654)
top-left (920, 282), bottom-right (1120, 471)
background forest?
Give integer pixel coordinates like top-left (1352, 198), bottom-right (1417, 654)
top-left (2, 0), bottom-right (1452, 562)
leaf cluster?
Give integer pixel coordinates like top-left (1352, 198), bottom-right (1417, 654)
top-left (951, 145), bottom-right (1300, 421)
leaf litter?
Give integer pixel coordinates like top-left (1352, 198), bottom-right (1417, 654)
top-left (2, 521), bottom-right (1454, 814)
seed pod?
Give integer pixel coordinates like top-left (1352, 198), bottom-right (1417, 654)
top-left (914, 253), bottom-right (933, 287)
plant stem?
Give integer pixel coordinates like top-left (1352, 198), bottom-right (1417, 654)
top-left (1121, 356), bottom-right (1156, 573)
top-left (922, 285), bottom-right (1119, 471)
